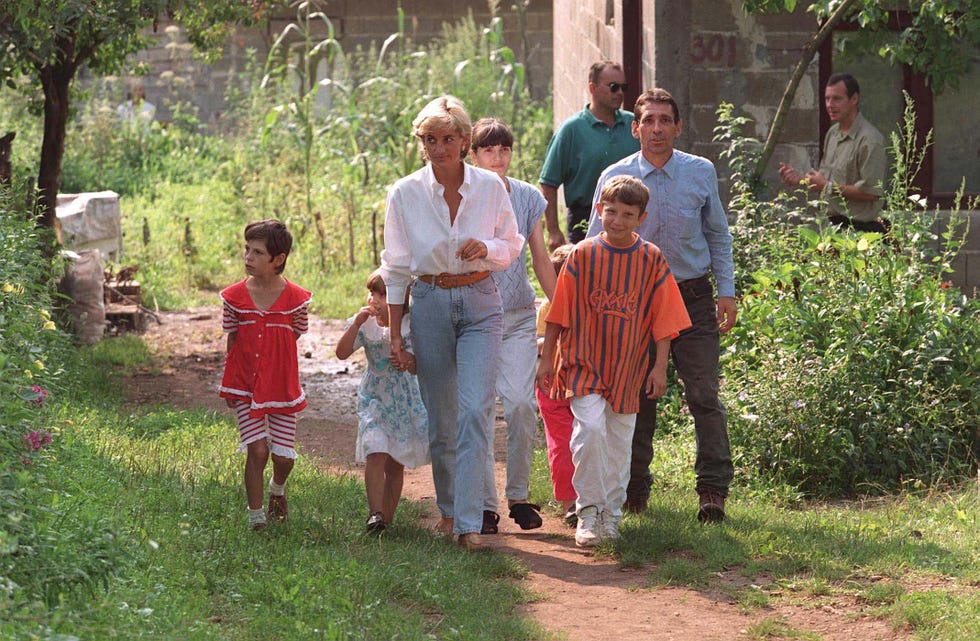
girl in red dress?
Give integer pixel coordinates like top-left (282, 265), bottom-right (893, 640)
top-left (219, 219), bottom-right (312, 531)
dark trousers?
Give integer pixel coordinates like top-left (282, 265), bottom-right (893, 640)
top-left (628, 276), bottom-right (733, 499)
top-left (566, 204), bottom-right (593, 243)
top-left (829, 214), bottom-right (891, 234)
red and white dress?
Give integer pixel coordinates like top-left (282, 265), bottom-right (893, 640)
top-left (219, 279), bottom-right (312, 418)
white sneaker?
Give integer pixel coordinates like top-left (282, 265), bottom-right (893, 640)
top-left (575, 506), bottom-right (602, 547)
top-left (600, 511), bottom-right (620, 541)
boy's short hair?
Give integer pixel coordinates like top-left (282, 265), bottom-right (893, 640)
top-left (600, 175), bottom-right (650, 213)
top-left (470, 117), bottom-right (514, 150)
top-left (412, 95), bottom-right (471, 160)
top-left (244, 219), bottom-right (292, 274)
top-left (550, 243), bottom-right (575, 275)
top-left (634, 88), bottom-right (680, 124)
top-left (366, 269), bottom-right (386, 296)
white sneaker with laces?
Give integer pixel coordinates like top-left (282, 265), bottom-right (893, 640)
top-left (575, 506), bottom-right (602, 547)
top-left (600, 510), bottom-right (620, 541)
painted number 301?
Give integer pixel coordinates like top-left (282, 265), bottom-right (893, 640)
top-left (690, 34), bottom-right (737, 67)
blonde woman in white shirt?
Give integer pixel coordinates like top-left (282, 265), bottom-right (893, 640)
top-left (380, 96), bottom-right (523, 551)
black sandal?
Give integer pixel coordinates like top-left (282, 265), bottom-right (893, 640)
top-left (508, 502), bottom-right (543, 530)
top-left (366, 512), bottom-right (386, 534)
top-left (481, 510), bottom-right (500, 534)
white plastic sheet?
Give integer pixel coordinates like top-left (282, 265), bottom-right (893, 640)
top-left (56, 191), bottom-right (122, 262)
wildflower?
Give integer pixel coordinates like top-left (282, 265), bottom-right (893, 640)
top-left (23, 430), bottom-right (53, 451)
top-left (30, 385), bottom-right (48, 407)
top-left (34, 360), bottom-right (44, 371)
top-left (856, 237), bottom-right (870, 252)
top-left (43, 320), bottom-right (57, 331)
top-left (792, 400), bottom-right (805, 408)
top-left (2, 282), bottom-right (12, 293)
top-left (40, 308), bottom-right (50, 319)
top-left (23, 369), bottom-right (33, 379)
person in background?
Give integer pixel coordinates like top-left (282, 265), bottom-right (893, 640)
top-left (218, 219), bottom-right (311, 531)
top-left (469, 117), bottom-right (557, 534)
top-left (539, 61), bottom-right (639, 250)
top-left (535, 243), bottom-right (577, 527)
top-left (118, 81), bottom-right (156, 124)
top-left (380, 95), bottom-right (523, 551)
top-left (778, 72), bottom-right (889, 233)
top-left (335, 270), bottom-right (429, 535)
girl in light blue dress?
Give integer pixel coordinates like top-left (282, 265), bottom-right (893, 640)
top-left (336, 270), bottom-right (429, 533)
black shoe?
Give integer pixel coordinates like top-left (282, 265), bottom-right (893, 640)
top-left (563, 506), bottom-right (578, 528)
top-left (697, 490), bottom-right (726, 523)
top-left (366, 512), bottom-right (386, 533)
top-left (481, 510), bottom-right (500, 534)
top-left (624, 494), bottom-right (648, 514)
top-left (508, 503), bottom-right (543, 530)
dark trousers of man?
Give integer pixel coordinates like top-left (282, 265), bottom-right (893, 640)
top-left (829, 214), bottom-right (891, 234)
top-left (627, 275), bottom-right (734, 503)
top-left (566, 204), bottom-right (593, 244)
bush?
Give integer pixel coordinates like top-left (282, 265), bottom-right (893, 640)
top-left (713, 101), bottom-right (979, 497)
top-left (0, 183), bottom-right (125, 608)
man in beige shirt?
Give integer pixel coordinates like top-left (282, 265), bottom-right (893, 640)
top-left (780, 73), bottom-right (889, 233)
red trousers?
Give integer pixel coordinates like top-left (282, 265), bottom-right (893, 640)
top-left (536, 387), bottom-right (576, 502)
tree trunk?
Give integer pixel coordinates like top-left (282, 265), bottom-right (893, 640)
top-left (751, 0), bottom-right (860, 183)
top-left (37, 63), bottom-right (72, 233)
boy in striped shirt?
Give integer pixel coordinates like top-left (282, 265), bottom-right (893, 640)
top-left (536, 175), bottom-right (691, 547)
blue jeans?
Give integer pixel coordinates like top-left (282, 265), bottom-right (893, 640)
top-left (410, 277), bottom-right (503, 535)
top-left (484, 307), bottom-right (538, 510)
top-left (629, 276), bottom-right (733, 498)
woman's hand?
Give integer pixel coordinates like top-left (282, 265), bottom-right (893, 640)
top-left (456, 238), bottom-right (488, 262)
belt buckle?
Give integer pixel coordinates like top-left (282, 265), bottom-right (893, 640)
top-left (435, 273), bottom-right (449, 288)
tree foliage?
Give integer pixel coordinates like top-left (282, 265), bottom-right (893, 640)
top-left (0, 1), bottom-right (280, 229)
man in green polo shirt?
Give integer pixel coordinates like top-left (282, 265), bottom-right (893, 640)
top-left (779, 72), bottom-right (889, 233)
top-left (540, 61), bottom-right (640, 250)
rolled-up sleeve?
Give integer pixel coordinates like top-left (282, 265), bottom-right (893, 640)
top-left (380, 186), bottom-right (413, 305)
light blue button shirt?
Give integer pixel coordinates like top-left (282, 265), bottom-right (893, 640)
top-left (586, 150), bottom-right (735, 298)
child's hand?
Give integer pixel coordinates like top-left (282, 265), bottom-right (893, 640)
top-left (535, 360), bottom-right (554, 392)
top-left (644, 368), bottom-right (667, 399)
top-left (225, 397), bottom-right (237, 409)
top-left (355, 306), bottom-right (376, 324)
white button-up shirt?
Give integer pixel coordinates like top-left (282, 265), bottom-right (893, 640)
top-left (381, 162), bottom-right (524, 304)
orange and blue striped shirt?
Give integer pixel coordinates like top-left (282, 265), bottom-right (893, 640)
top-left (545, 233), bottom-right (691, 414)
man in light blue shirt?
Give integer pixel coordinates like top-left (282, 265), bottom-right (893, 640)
top-left (586, 88), bottom-right (737, 522)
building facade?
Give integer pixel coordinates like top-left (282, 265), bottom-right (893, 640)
top-left (552, 0), bottom-right (979, 291)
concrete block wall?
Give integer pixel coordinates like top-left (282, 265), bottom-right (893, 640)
top-left (101, 0), bottom-right (553, 128)
top-left (550, 0), bottom-right (624, 125)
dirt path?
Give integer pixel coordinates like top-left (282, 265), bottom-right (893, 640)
top-left (124, 308), bottom-right (910, 641)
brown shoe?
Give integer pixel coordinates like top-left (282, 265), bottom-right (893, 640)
top-left (697, 489), bottom-right (726, 523)
top-left (457, 532), bottom-right (486, 551)
top-left (268, 493), bottom-right (288, 522)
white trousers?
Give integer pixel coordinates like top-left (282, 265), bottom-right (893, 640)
top-left (569, 394), bottom-right (636, 518)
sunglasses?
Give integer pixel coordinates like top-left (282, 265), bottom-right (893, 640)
top-left (607, 82), bottom-right (629, 93)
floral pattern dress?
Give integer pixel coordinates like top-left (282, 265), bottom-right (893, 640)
top-left (348, 315), bottom-right (430, 468)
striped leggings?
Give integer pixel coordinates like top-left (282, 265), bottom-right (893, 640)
top-left (232, 401), bottom-right (298, 459)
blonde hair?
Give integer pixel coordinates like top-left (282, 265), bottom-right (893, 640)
top-left (412, 95), bottom-right (471, 161)
top-left (600, 175), bottom-right (650, 212)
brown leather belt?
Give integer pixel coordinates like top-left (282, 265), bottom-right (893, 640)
top-left (418, 271), bottom-right (491, 289)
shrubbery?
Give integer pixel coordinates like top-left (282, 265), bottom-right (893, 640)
top-left (711, 102), bottom-right (979, 497)
top-left (1, 184), bottom-right (127, 610)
